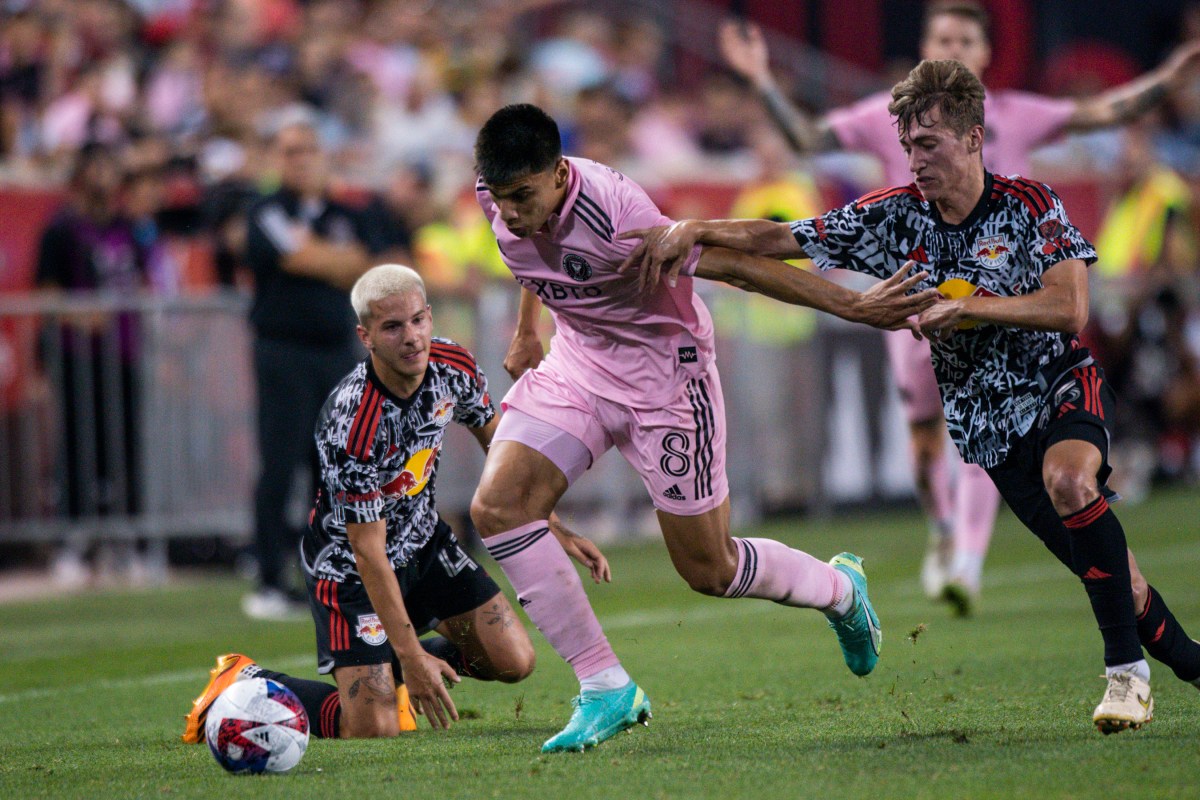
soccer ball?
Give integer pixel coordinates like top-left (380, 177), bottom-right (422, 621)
top-left (205, 677), bottom-right (309, 774)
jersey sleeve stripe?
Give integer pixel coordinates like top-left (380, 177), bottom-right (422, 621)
top-left (429, 341), bottom-right (475, 361)
top-left (572, 205), bottom-right (613, 242)
top-left (993, 177), bottom-right (1047, 217)
top-left (429, 344), bottom-right (477, 370)
top-left (429, 354), bottom-right (477, 376)
top-left (576, 192), bottom-right (614, 232)
top-left (855, 184), bottom-right (921, 208)
top-left (993, 183), bottom-right (1039, 217)
top-left (1003, 176), bottom-right (1049, 214)
top-left (347, 385), bottom-right (384, 460)
top-left (430, 353), bottom-right (475, 374)
top-left (1011, 177), bottom-right (1053, 214)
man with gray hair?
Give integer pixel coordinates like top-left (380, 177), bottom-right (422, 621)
top-left (184, 264), bottom-right (611, 741)
top-left (242, 112), bottom-right (389, 621)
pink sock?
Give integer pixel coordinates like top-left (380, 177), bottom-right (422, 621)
top-left (724, 538), bottom-right (844, 609)
top-left (953, 463), bottom-right (1001, 558)
top-left (484, 521), bottom-right (620, 681)
top-left (923, 450), bottom-right (954, 532)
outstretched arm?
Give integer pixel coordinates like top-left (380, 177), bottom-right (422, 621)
top-left (696, 248), bottom-right (939, 333)
top-left (1067, 39), bottom-right (1200, 130)
top-left (717, 19), bottom-right (840, 153)
top-left (918, 259), bottom-right (1088, 337)
top-left (619, 218), bottom-right (802, 293)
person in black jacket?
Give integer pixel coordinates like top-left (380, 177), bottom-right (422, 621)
top-left (242, 109), bottom-right (385, 620)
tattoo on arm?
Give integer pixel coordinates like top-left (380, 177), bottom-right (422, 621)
top-left (1111, 83), bottom-right (1168, 122)
top-left (761, 86), bottom-right (808, 152)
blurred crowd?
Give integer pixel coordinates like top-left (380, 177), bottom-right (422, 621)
top-left (5, 0), bottom-right (1200, 494)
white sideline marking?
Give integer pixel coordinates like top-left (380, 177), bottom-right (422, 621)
top-left (2, 541), bottom-right (1197, 706)
top-left (0, 655), bottom-right (313, 706)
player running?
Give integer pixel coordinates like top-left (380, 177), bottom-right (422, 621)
top-left (623, 59), bottom-right (1200, 733)
top-left (719, 1), bottom-right (1200, 612)
top-left (470, 103), bottom-right (939, 753)
top-left (183, 264), bottom-right (611, 742)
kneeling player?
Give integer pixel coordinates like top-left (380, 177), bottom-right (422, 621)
top-left (182, 264), bottom-right (609, 740)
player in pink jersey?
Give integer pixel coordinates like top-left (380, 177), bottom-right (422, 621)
top-left (719, 0), bottom-right (1200, 612)
top-left (470, 104), bottom-right (938, 753)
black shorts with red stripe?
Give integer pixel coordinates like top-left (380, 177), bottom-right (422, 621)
top-left (304, 520), bottom-right (501, 675)
top-left (1040, 363), bottom-right (1115, 488)
top-left (985, 363), bottom-right (1117, 554)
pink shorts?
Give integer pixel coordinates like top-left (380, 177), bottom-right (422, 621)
top-left (496, 362), bottom-right (729, 516)
top-left (883, 328), bottom-right (944, 424)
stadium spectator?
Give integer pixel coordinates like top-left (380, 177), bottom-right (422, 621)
top-left (1091, 122), bottom-right (1200, 493)
top-left (34, 140), bottom-right (152, 585)
top-left (241, 109), bottom-right (384, 621)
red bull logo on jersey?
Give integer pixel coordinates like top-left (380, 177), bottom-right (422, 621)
top-left (381, 445), bottom-right (440, 497)
top-left (973, 234), bottom-right (1011, 268)
top-left (432, 396), bottom-right (455, 428)
top-left (356, 614), bottom-right (388, 645)
top-left (937, 278), bottom-right (999, 329)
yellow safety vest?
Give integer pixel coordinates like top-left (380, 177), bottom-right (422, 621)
top-left (1095, 167), bottom-right (1193, 278)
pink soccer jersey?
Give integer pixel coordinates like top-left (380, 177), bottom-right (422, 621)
top-left (477, 157), bottom-right (712, 409)
top-left (826, 89), bottom-right (1077, 186)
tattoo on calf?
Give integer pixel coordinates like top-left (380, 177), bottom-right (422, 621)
top-left (348, 664), bottom-right (395, 705)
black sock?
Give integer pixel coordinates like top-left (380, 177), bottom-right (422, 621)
top-left (1138, 584), bottom-right (1200, 682)
top-left (418, 636), bottom-right (492, 680)
top-left (1061, 497), bottom-right (1143, 667)
top-left (254, 668), bottom-right (342, 738)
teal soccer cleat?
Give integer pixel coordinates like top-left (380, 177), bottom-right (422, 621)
top-left (541, 682), bottom-right (651, 753)
top-left (827, 553), bottom-right (882, 676)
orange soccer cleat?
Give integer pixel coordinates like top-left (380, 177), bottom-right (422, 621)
top-left (181, 653), bottom-right (258, 743)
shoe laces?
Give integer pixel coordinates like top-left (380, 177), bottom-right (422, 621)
top-left (1103, 672), bottom-right (1135, 702)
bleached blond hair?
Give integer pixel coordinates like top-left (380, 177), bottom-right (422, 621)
top-left (351, 264), bottom-right (427, 325)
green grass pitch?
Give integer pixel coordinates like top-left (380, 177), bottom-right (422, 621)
top-left (2, 489), bottom-right (1198, 799)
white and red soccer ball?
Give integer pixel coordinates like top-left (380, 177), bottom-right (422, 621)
top-left (205, 677), bottom-right (309, 774)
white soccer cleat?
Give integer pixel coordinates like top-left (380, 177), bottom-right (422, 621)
top-left (1093, 670), bottom-right (1153, 735)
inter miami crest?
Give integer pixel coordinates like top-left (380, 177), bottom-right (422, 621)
top-left (562, 253), bottom-right (593, 282)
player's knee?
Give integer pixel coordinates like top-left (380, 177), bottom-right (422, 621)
top-left (491, 643), bottom-right (536, 683)
top-left (1043, 464), bottom-right (1096, 516)
top-left (340, 707), bottom-right (400, 739)
top-left (470, 489), bottom-right (511, 538)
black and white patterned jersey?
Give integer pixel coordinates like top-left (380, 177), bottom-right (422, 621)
top-left (303, 338), bottom-right (494, 582)
top-left (790, 172), bottom-right (1098, 467)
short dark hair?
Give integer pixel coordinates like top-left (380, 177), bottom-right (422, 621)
top-left (922, 1), bottom-right (990, 43)
top-left (474, 104), bottom-right (562, 186)
top-left (888, 59), bottom-right (985, 137)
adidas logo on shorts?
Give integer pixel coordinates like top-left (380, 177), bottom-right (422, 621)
top-left (662, 484), bottom-right (686, 501)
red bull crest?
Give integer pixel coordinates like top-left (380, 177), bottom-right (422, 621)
top-left (432, 395), bottom-right (455, 428)
top-left (356, 614), bottom-right (388, 645)
top-left (973, 234), bottom-right (1011, 268)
